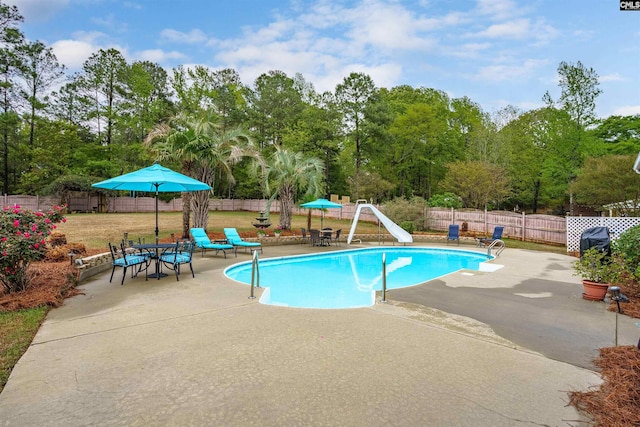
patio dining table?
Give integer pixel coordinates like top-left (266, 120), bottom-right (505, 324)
top-left (132, 243), bottom-right (176, 279)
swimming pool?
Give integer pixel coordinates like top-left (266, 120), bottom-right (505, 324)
top-left (224, 247), bottom-right (495, 309)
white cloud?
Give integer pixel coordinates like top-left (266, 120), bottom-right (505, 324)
top-left (51, 39), bottom-right (97, 69)
top-left (612, 105), bottom-right (640, 116)
top-left (474, 59), bottom-right (549, 82)
top-left (475, 0), bottom-right (526, 21)
top-left (466, 16), bottom-right (558, 46)
top-left (123, 1), bottom-right (142, 10)
top-left (474, 18), bottom-right (531, 39)
top-left (447, 42), bottom-right (492, 58)
top-left (49, 31), bottom-right (129, 70)
top-left (160, 29), bottom-right (208, 44)
top-left (600, 73), bottom-right (625, 82)
top-left (90, 13), bottom-right (128, 33)
top-left (5, 0), bottom-right (69, 22)
top-left (137, 49), bottom-right (185, 63)
top-left (341, 1), bottom-right (437, 52)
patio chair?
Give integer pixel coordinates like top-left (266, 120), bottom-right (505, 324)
top-left (446, 224), bottom-right (460, 245)
top-left (300, 228), bottom-right (310, 245)
top-left (308, 229), bottom-right (318, 246)
top-left (190, 228), bottom-right (236, 258)
top-left (477, 226), bottom-right (504, 247)
top-left (309, 229), bottom-right (329, 246)
top-left (223, 228), bottom-right (263, 254)
top-left (109, 242), bottom-right (149, 285)
top-left (334, 229), bottom-right (342, 246)
top-left (160, 240), bottom-right (195, 281)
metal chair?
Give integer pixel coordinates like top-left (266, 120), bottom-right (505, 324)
top-left (109, 242), bottom-right (149, 285)
top-left (309, 229), bottom-right (321, 246)
top-left (160, 240), bottom-right (195, 281)
top-left (477, 226), bottom-right (504, 247)
top-left (300, 228), bottom-right (310, 245)
top-left (446, 224), bottom-right (460, 245)
top-left (334, 229), bottom-right (342, 246)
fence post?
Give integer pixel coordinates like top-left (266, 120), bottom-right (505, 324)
top-left (522, 211), bottom-right (526, 241)
top-left (484, 208), bottom-right (488, 234)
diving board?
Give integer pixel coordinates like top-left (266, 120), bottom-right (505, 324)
top-left (347, 203), bottom-right (413, 245)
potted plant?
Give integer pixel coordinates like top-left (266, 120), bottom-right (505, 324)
top-left (274, 225), bottom-right (283, 237)
top-left (573, 247), bottom-right (622, 301)
top-left (256, 229), bottom-right (266, 239)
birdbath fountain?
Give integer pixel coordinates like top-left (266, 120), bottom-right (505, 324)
top-left (252, 211), bottom-right (271, 230)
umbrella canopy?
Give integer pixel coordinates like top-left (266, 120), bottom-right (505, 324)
top-left (301, 198), bottom-right (342, 229)
top-left (92, 163), bottom-right (211, 193)
top-left (92, 164), bottom-right (211, 243)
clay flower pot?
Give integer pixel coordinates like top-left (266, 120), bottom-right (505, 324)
top-left (581, 279), bottom-right (610, 301)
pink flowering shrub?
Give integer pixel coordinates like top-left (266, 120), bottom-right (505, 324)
top-left (0, 205), bottom-right (66, 293)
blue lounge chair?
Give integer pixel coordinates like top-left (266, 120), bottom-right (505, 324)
top-left (477, 226), bottom-right (504, 247)
top-left (223, 228), bottom-right (263, 254)
top-left (190, 228), bottom-right (235, 258)
top-left (446, 224), bottom-right (459, 245)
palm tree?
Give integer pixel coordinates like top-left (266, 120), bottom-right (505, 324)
top-left (261, 147), bottom-right (324, 230)
top-left (145, 111), bottom-right (261, 236)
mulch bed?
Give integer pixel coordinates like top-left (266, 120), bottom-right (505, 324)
top-left (0, 247), bottom-right (103, 312)
top-left (569, 346), bottom-right (640, 426)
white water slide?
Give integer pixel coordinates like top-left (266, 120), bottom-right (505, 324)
top-left (347, 203), bottom-right (413, 245)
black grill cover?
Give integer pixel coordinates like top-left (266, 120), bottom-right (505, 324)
top-left (579, 226), bottom-right (611, 257)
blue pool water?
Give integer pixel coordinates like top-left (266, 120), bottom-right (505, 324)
top-left (224, 247), bottom-right (493, 309)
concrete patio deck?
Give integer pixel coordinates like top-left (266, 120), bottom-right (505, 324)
top-left (1, 242), bottom-right (637, 426)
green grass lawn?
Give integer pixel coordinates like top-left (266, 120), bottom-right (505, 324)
top-left (0, 306), bottom-right (48, 393)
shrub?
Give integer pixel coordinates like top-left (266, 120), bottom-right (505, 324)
top-left (613, 225), bottom-right (640, 279)
top-left (573, 247), bottom-right (622, 284)
top-left (428, 192), bottom-right (463, 209)
top-left (381, 197), bottom-right (427, 231)
top-left (400, 221), bottom-right (415, 234)
top-left (0, 205), bottom-right (66, 293)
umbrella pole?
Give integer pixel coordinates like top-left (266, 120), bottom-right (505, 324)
top-left (155, 186), bottom-right (159, 245)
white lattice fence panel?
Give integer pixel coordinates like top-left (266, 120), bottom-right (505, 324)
top-left (566, 217), bottom-right (640, 252)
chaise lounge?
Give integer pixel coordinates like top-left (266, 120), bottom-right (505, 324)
top-left (223, 228), bottom-right (263, 254)
top-left (446, 224), bottom-right (460, 245)
top-left (190, 228), bottom-right (236, 258)
top-left (477, 226), bottom-right (504, 247)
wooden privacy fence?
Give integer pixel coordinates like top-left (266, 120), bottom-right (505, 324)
top-left (427, 208), bottom-right (566, 245)
top-left (4, 194), bottom-right (569, 246)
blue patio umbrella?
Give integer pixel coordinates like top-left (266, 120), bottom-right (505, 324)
top-left (92, 164), bottom-right (211, 243)
top-left (301, 198), bottom-right (342, 229)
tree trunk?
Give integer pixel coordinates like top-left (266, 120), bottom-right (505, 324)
top-left (191, 190), bottom-right (209, 229)
top-left (279, 185), bottom-right (295, 229)
top-left (532, 179), bottom-right (540, 213)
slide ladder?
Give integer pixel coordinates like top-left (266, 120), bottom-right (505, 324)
top-left (347, 204), bottom-right (413, 245)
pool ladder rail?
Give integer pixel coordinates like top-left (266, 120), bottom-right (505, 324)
top-left (487, 239), bottom-right (505, 257)
top-left (249, 250), bottom-right (260, 299)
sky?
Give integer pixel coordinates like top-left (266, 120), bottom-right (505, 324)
top-left (7, 0), bottom-right (640, 119)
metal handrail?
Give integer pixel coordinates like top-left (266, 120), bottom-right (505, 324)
top-left (249, 250), bottom-right (260, 299)
top-left (381, 253), bottom-right (387, 303)
top-left (487, 239), bottom-right (505, 257)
